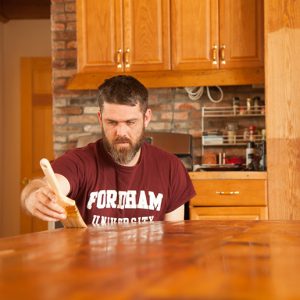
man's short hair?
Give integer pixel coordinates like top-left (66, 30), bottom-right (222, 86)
top-left (97, 75), bottom-right (148, 113)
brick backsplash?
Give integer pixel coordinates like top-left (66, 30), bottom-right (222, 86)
top-left (51, 0), bottom-right (264, 163)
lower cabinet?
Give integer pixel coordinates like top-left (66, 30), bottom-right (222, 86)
top-left (189, 172), bottom-right (268, 220)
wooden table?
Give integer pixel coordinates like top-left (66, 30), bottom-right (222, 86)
top-left (1, 221), bottom-right (300, 299)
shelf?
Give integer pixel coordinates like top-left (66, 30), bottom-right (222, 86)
top-left (202, 134), bottom-right (263, 146)
top-left (201, 104), bottom-right (266, 168)
top-left (202, 106), bottom-right (265, 118)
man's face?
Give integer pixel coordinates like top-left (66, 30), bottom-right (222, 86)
top-left (98, 102), bottom-right (151, 165)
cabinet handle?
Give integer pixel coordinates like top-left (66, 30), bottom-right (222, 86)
top-left (116, 49), bottom-right (123, 69)
top-left (220, 44), bottom-right (226, 64)
top-left (212, 45), bottom-right (218, 65)
top-left (216, 191), bottom-right (240, 195)
top-left (124, 48), bottom-right (130, 68)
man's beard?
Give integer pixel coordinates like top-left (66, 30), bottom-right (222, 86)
top-left (102, 128), bottom-right (145, 165)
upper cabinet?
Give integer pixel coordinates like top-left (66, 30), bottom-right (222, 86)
top-left (172, 0), bottom-right (264, 70)
top-left (171, 0), bottom-right (218, 70)
top-left (77, 0), bottom-right (170, 73)
top-left (219, 0), bottom-right (264, 69)
top-left (70, 0), bottom-right (264, 89)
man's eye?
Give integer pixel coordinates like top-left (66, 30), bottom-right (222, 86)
top-left (108, 121), bottom-right (117, 126)
top-left (126, 121), bottom-right (136, 126)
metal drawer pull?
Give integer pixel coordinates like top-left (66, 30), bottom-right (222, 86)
top-left (124, 48), bottom-right (130, 68)
top-left (212, 45), bottom-right (218, 65)
top-left (116, 49), bottom-right (123, 69)
top-left (216, 191), bottom-right (240, 195)
top-left (220, 44), bottom-right (226, 64)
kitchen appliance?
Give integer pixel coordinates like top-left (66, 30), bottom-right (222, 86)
top-left (143, 131), bottom-right (193, 171)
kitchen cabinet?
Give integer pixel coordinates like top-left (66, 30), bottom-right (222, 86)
top-left (76, 0), bottom-right (170, 73)
top-left (171, 0), bottom-right (264, 70)
top-left (189, 172), bottom-right (268, 220)
top-left (70, 0), bottom-right (264, 89)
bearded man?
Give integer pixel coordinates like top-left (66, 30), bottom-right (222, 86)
top-left (21, 75), bottom-right (195, 225)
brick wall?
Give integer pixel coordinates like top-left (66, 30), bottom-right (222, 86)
top-left (51, 0), bottom-right (264, 164)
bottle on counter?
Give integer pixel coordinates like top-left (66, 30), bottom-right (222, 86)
top-left (259, 129), bottom-right (267, 171)
top-left (245, 141), bottom-right (256, 170)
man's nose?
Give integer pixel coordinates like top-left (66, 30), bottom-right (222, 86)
top-left (115, 123), bottom-right (127, 136)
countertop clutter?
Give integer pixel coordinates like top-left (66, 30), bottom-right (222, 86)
top-left (1, 221), bottom-right (300, 299)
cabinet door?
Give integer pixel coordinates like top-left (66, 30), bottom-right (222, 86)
top-left (77, 0), bottom-right (123, 73)
top-left (190, 207), bottom-right (268, 220)
top-left (171, 0), bottom-right (219, 70)
top-left (219, 0), bottom-right (264, 68)
top-left (123, 0), bottom-right (170, 72)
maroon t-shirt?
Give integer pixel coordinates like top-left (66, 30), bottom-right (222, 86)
top-left (52, 139), bottom-right (195, 225)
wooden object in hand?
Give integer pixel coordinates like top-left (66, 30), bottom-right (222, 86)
top-left (1, 221), bottom-right (300, 299)
top-left (40, 158), bottom-right (87, 228)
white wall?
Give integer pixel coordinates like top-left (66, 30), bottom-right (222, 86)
top-left (0, 22), bottom-right (4, 235)
top-left (0, 20), bottom-right (51, 237)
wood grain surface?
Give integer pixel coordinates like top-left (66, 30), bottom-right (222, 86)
top-left (1, 221), bottom-right (300, 299)
top-left (265, 0), bottom-right (300, 219)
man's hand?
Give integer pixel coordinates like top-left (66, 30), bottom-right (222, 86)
top-left (21, 178), bottom-right (67, 222)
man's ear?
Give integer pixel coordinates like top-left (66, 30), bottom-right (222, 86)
top-left (144, 108), bottom-right (152, 128)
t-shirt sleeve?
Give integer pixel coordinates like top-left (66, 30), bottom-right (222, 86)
top-left (51, 149), bottom-right (84, 199)
top-left (166, 157), bottom-right (196, 213)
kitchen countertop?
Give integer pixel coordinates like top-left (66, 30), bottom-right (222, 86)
top-left (0, 220), bottom-right (299, 299)
top-left (189, 171), bottom-right (267, 180)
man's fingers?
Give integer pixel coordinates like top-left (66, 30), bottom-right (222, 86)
top-left (32, 208), bottom-right (62, 222)
top-left (34, 201), bottom-right (66, 220)
top-left (37, 188), bottom-right (66, 214)
top-left (32, 188), bottom-right (67, 219)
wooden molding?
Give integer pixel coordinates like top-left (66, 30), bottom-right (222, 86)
top-left (67, 67), bottom-right (265, 90)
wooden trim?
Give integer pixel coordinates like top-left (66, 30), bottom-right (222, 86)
top-left (20, 58), bottom-right (34, 234)
top-left (189, 171), bottom-right (267, 180)
top-left (190, 206), bottom-right (268, 220)
top-left (67, 67), bottom-right (264, 90)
